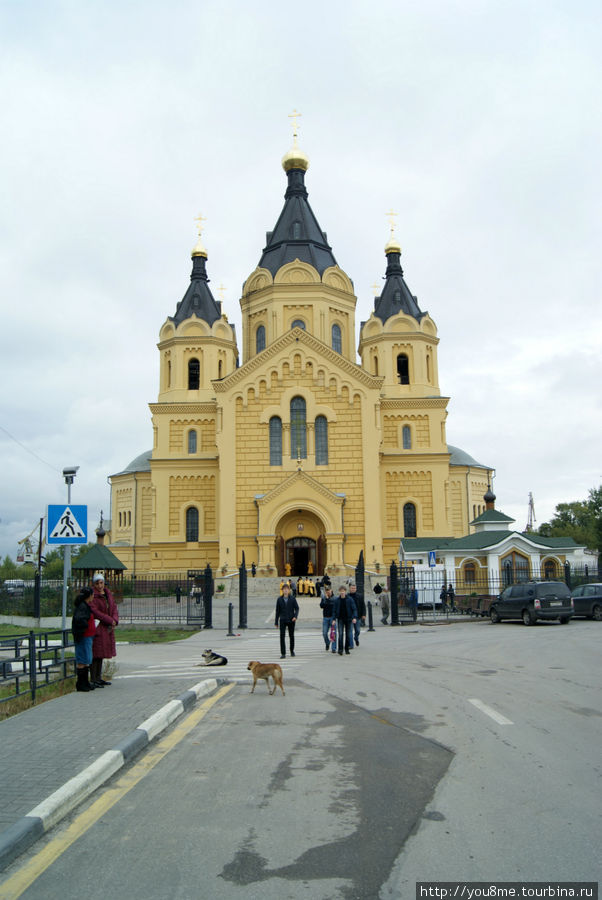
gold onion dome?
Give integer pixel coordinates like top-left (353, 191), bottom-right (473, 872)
top-left (191, 237), bottom-right (207, 258)
top-left (282, 134), bottom-right (310, 172)
top-left (385, 236), bottom-right (401, 254)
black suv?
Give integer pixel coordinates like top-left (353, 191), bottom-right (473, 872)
top-left (570, 583), bottom-right (602, 620)
top-left (490, 581), bottom-right (573, 626)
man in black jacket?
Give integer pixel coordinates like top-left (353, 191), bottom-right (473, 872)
top-left (333, 585), bottom-right (357, 656)
top-left (275, 584), bottom-right (300, 659)
top-left (348, 581), bottom-right (366, 646)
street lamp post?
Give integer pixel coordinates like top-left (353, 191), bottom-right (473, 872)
top-left (61, 467), bottom-right (79, 635)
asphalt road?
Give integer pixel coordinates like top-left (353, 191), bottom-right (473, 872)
top-left (1, 618), bottom-right (600, 899)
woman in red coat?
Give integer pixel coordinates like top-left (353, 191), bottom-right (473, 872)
top-left (89, 573), bottom-right (119, 687)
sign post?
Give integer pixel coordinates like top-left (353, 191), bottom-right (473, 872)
top-left (428, 550), bottom-right (437, 621)
top-left (48, 500), bottom-right (87, 634)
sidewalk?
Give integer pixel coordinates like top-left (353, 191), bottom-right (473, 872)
top-left (0, 645), bottom-right (227, 870)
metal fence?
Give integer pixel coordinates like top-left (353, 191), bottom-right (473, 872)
top-left (0, 630), bottom-right (75, 706)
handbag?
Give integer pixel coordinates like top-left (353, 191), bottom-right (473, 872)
top-left (329, 623), bottom-right (336, 642)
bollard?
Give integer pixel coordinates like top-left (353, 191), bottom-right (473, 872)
top-left (367, 600), bottom-right (375, 632)
top-left (227, 602), bottom-right (235, 637)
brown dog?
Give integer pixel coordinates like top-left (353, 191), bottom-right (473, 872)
top-left (247, 661), bottom-right (285, 696)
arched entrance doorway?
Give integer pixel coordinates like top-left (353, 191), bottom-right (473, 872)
top-left (286, 537), bottom-right (315, 576)
top-left (274, 509), bottom-right (326, 576)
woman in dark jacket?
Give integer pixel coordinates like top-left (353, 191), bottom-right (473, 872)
top-left (88, 573), bottom-right (119, 687)
top-left (71, 587), bottom-right (96, 692)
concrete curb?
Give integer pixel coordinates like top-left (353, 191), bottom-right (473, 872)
top-left (0, 677), bottom-right (223, 872)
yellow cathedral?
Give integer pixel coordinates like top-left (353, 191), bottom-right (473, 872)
top-left (108, 133), bottom-right (494, 577)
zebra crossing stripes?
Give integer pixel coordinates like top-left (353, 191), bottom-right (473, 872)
top-left (117, 631), bottom-right (330, 681)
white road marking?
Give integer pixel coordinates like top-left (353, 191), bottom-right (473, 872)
top-left (468, 698), bottom-right (514, 725)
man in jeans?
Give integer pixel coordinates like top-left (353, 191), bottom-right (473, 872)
top-left (348, 581), bottom-right (366, 647)
top-left (334, 585), bottom-right (357, 656)
top-left (275, 583), bottom-right (299, 659)
top-left (320, 585), bottom-right (337, 652)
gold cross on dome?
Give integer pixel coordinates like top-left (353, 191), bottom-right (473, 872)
top-left (194, 213), bottom-right (207, 238)
top-left (288, 108), bottom-right (302, 141)
top-left (218, 283), bottom-right (226, 302)
top-left (371, 281), bottom-right (379, 296)
top-left (385, 209), bottom-right (398, 239)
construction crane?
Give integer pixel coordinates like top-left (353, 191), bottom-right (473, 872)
top-left (16, 520), bottom-right (45, 566)
top-left (525, 492), bottom-right (536, 532)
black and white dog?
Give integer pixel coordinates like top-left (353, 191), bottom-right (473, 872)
top-left (200, 649), bottom-right (228, 667)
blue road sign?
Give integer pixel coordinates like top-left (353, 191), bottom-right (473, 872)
top-left (428, 550), bottom-right (436, 568)
top-left (47, 505), bottom-right (88, 544)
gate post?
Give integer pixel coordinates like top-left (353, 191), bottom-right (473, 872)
top-left (390, 561), bottom-right (400, 625)
top-left (564, 561), bottom-right (571, 589)
top-left (203, 564), bottom-right (213, 629)
top-left (238, 551), bottom-right (248, 629)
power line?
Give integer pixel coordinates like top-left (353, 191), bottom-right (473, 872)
top-left (0, 425), bottom-right (59, 473)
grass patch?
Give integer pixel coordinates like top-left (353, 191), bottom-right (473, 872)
top-left (117, 626), bottom-right (198, 643)
top-left (0, 676), bottom-right (75, 721)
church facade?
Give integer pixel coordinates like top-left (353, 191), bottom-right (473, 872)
top-left (108, 138), bottom-right (495, 577)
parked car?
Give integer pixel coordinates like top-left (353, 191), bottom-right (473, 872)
top-left (2, 579), bottom-right (26, 596)
top-left (570, 583), bottom-right (602, 620)
top-left (489, 581), bottom-right (573, 625)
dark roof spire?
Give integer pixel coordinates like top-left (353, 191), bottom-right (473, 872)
top-left (373, 218), bottom-right (425, 323)
top-left (169, 224), bottom-right (222, 327)
top-left (257, 132), bottom-right (338, 277)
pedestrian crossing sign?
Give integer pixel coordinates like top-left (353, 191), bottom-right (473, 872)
top-left (47, 505), bottom-right (88, 544)
top-left (428, 550), bottom-right (436, 567)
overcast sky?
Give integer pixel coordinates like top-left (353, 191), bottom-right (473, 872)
top-left (1, 0), bottom-right (601, 562)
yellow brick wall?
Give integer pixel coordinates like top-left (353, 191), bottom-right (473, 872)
top-left (168, 475), bottom-right (216, 536)
top-left (382, 415), bottom-right (430, 448)
top-left (141, 486), bottom-right (153, 541)
top-left (384, 470), bottom-right (434, 532)
top-left (234, 368), bottom-right (365, 539)
top-left (169, 418), bottom-right (216, 453)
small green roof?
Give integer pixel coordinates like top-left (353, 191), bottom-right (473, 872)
top-left (73, 544), bottom-right (127, 572)
top-left (401, 531), bottom-right (580, 553)
top-left (470, 508), bottom-right (515, 526)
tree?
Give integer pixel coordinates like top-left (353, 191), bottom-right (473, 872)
top-left (537, 485), bottom-right (602, 552)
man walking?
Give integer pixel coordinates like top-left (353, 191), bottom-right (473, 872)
top-left (334, 584), bottom-right (357, 656)
top-left (320, 585), bottom-right (337, 652)
top-left (348, 581), bottom-right (365, 646)
top-left (275, 583), bottom-right (299, 659)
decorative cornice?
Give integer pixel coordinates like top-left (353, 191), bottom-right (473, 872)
top-left (149, 403), bottom-right (217, 415)
top-left (256, 469), bottom-right (345, 507)
top-left (214, 328), bottom-right (384, 392)
top-left (380, 397), bottom-right (449, 409)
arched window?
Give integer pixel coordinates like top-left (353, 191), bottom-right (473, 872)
top-left (118, 512), bottom-right (122, 527)
top-left (291, 220), bottom-right (302, 239)
top-left (426, 354), bottom-right (431, 383)
top-left (373, 355), bottom-right (378, 375)
top-left (403, 502), bottom-right (417, 538)
top-left (543, 559), bottom-right (558, 579)
top-left (256, 325), bottom-right (266, 353)
top-left (188, 430), bottom-right (197, 454)
top-left (464, 562), bottom-right (476, 585)
top-left (188, 358), bottom-right (200, 390)
top-left (331, 324), bottom-right (342, 354)
top-left (397, 354), bottom-right (409, 385)
top-left (290, 396), bottom-right (307, 458)
top-left (315, 416), bottom-right (328, 465)
top-left (269, 417), bottom-right (282, 466)
top-left (402, 425), bottom-right (411, 449)
top-left (167, 360), bottom-right (171, 388)
top-left (128, 511), bottom-right (131, 526)
top-left (291, 319), bottom-right (306, 330)
top-left (218, 359), bottom-right (223, 378)
top-left (186, 507), bottom-right (199, 542)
